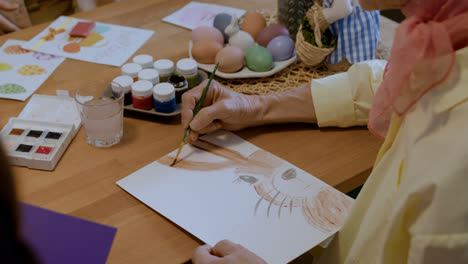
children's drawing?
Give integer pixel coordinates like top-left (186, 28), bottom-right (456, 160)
top-left (0, 83), bottom-right (26, 94)
top-left (0, 62), bottom-right (13, 71)
top-left (118, 131), bottom-right (354, 264)
top-left (0, 40), bottom-right (65, 101)
top-left (4, 45), bottom-right (30, 55)
top-left (17, 65), bottom-right (47, 76)
top-left (158, 137), bottom-right (353, 235)
top-left (22, 16), bottom-right (154, 66)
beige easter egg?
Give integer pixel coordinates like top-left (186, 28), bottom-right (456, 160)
top-left (192, 40), bottom-right (223, 64)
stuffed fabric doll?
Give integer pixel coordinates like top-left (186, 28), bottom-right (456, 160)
top-left (321, 0), bottom-right (380, 64)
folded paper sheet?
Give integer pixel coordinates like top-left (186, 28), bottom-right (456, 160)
top-left (0, 39), bottom-right (65, 101)
top-left (22, 16), bottom-right (154, 67)
top-left (118, 131), bottom-right (353, 263)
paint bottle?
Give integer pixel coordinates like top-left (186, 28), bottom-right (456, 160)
top-left (168, 75), bottom-right (188, 104)
top-left (131, 80), bottom-right (153, 110)
top-left (133, 54), bottom-right (154, 69)
top-left (153, 83), bottom-right (176, 113)
top-left (175, 58), bottom-right (198, 89)
top-left (138, 69), bottom-right (160, 85)
top-left (121, 63), bottom-right (142, 82)
top-left (112, 75), bottom-right (133, 106)
top-left (153, 59), bottom-right (175, 82)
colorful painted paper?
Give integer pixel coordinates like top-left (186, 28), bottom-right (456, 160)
top-left (22, 16), bottom-right (154, 67)
top-left (20, 203), bottom-right (117, 264)
top-left (0, 40), bottom-right (65, 101)
top-left (117, 131), bottom-right (353, 264)
top-left (162, 1), bottom-right (246, 30)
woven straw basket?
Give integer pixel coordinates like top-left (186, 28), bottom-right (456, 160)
top-left (295, 4), bottom-right (335, 67)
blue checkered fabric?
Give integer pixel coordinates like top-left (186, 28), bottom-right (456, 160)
top-left (323, 0), bottom-right (380, 64)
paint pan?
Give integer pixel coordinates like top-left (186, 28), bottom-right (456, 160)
top-left (0, 93), bottom-right (81, 170)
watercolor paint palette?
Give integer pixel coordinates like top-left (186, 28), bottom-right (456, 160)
top-left (1, 118), bottom-right (73, 170)
top-left (0, 93), bottom-right (81, 170)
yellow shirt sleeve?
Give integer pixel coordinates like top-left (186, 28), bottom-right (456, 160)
top-left (311, 60), bottom-right (387, 127)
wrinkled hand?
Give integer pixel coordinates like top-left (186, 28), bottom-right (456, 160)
top-left (181, 80), bottom-right (263, 141)
top-left (0, 0), bottom-right (20, 34)
top-left (193, 240), bottom-right (267, 264)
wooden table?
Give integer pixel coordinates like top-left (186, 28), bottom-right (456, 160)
top-left (1, 0), bottom-right (387, 262)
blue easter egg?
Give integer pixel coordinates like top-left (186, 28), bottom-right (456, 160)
top-left (213, 13), bottom-right (232, 43)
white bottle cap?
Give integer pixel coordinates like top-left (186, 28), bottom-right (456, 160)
top-left (138, 69), bottom-right (160, 85)
top-left (176, 58), bottom-right (198, 75)
top-left (112, 75), bottom-right (133, 93)
top-left (122, 63), bottom-right (142, 78)
top-left (131, 80), bottom-right (153, 97)
top-left (153, 83), bottom-right (175, 103)
top-left (133, 54), bottom-right (154, 68)
top-left (153, 59), bottom-right (175, 76)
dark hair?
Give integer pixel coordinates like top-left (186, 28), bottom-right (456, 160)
top-left (0, 143), bottom-right (38, 263)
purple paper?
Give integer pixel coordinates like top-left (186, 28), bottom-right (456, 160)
top-left (19, 203), bottom-right (117, 264)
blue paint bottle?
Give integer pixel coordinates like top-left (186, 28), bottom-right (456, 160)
top-left (153, 83), bottom-right (176, 113)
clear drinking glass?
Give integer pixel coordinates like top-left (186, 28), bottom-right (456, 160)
top-left (74, 80), bottom-right (124, 147)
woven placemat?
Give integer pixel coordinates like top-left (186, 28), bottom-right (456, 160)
top-left (216, 9), bottom-right (391, 95)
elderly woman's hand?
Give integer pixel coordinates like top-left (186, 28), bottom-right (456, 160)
top-left (0, 0), bottom-right (20, 35)
top-left (182, 80), bottom-right (317, 141)
top-left (181, 80), bottom-right (264, 141)
top-left (192, 240), bottom-right (267, 264)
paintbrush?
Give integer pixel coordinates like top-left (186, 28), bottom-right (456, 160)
top-left (170, 62), bottom-right (219, 166)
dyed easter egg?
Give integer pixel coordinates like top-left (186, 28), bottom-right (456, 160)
top-left (191, 26), bottom-right (224, 45)
top-left (256, 24), bottom-right (290, 47)
top-left (215, 46), bottom-right (245, 73)
top-left (241, 12), bottom-right (266, 40)
top-left (213, 13), bottom-right (233, 42)
top-left (245, 46), bottom-right (273, 72)
top-left (192, 40), bottom-right (223, 64)
top-left (0, 62), bottom-right (13, 71)
top-left (229, 30), bottom-right (255, 53)
top-left (0, 83), bottom-right (26, 94)
top-left (267, 35), bottom-right (295, 61)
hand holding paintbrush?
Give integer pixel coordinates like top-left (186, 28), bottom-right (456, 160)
top-left (171, 62), bottom-right (219, 166)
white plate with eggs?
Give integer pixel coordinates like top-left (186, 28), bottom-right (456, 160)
top-left (188, 41), bottom-right (296, 79)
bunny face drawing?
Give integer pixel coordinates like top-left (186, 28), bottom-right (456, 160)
top-left (158, 138), bottom-right (353, 234)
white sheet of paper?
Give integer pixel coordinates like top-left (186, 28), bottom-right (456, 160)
top-left (22, 16), bottom-right (154, 67)
top-left (117, 131), bottom-right (354, 263)
top-left (162, 1), bottom-right (246, 30)
top-left (0, 40), bottom-right (65, 101)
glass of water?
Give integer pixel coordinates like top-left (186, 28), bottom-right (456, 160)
top-left (74, 80), bottom-right (124, 147)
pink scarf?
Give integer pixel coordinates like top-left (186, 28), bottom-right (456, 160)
top-left (368, 0), bottom-right (468, 138)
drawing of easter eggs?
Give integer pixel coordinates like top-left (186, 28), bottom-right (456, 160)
top-left (94, 25), bottom-right (110, 34)
top-left (0, 62), bottom-right (13, 71)
top-left (63, 42), bottom-right (81, 53)
top-left (17, 65), bottom-right (47, 76)
top-left (32, 52), bottom-right (60, 61)
top-left (0, 83), bottom-right (26, 94)
top-left (80, 32), bottom-right (104, 47)
top-left (3, 45), bottom-right (30, 55)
